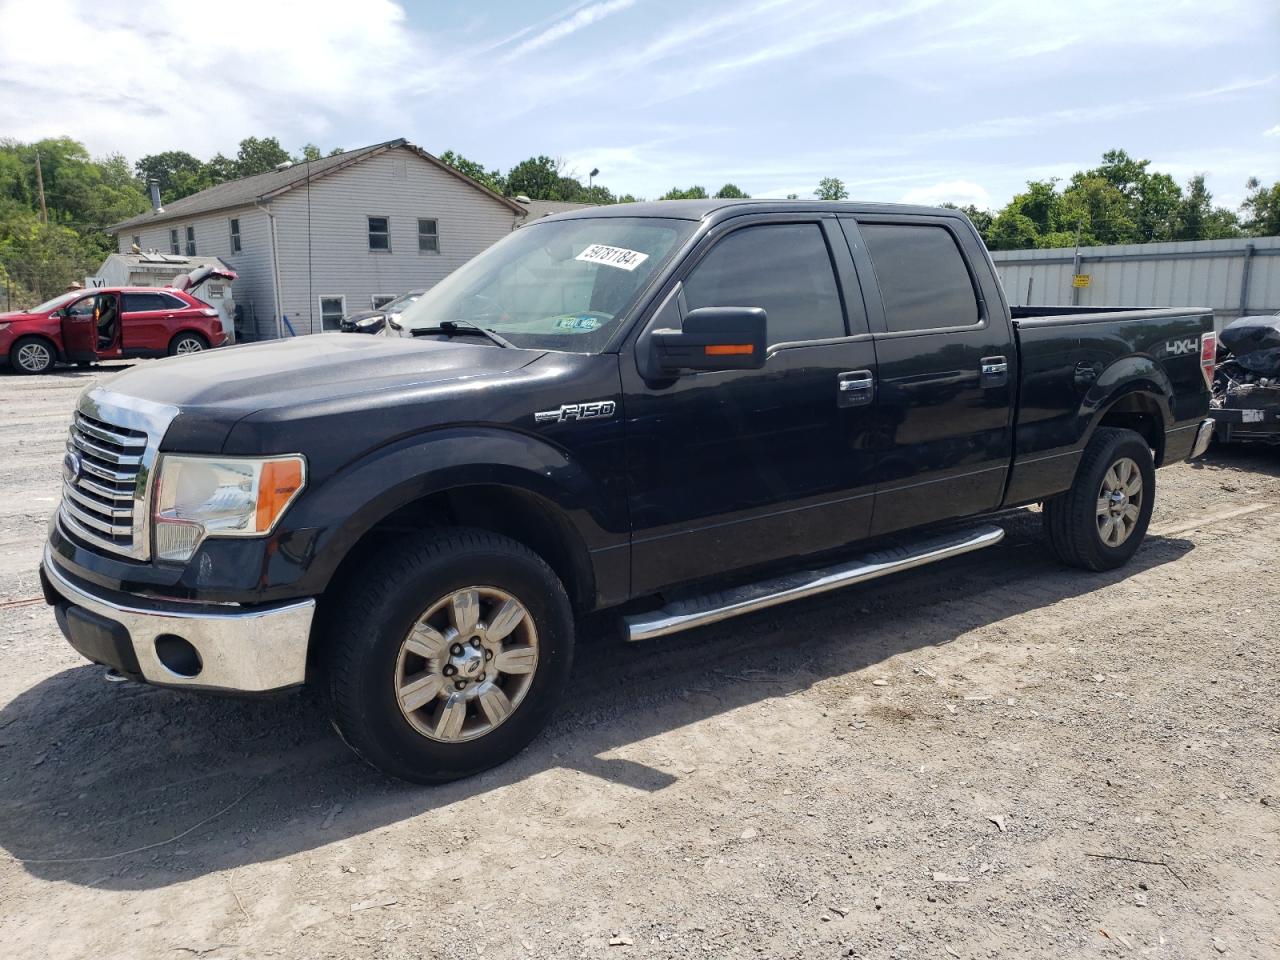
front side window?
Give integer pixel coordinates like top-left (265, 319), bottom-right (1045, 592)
top-left (368, 216), bottom-right (390, 251)
top-left (860, 223), bottom-right (979, 333)
top-left (418, 218), bottom-right (439, 253)
top-left (396, 216), bottom-right (694, 353)
top-left (683, 223), bottom-right (845, 345)
top-left (319, 296), bottom-right (346, 331)
top-left (169, 229), bottom-right (180, 254)
top-left (229, 218), bottom-right (241, 254)
top-left (185, 225), bottom-right (196, 256)
top-left (372, 295), bottom-right (396, 308)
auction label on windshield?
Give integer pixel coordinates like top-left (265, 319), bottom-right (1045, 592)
top-left (575, 244), bottom-right (649, 271)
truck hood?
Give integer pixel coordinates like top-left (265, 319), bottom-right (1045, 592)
top-left (96, 333), bottom-right (544, 452)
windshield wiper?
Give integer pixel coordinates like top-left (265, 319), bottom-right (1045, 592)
top-left (410, 319), bottom-right (512, 348)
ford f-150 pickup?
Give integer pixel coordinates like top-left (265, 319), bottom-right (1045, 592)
top-left (39, 200), bottom-right (1217, 783)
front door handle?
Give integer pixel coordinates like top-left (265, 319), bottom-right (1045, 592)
top-left (837, 369), bottom-right (875, 407)
top-left (980, 356), bottom-right (1008, 388)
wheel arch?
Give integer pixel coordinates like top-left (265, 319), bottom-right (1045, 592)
top-left (1081, 358), bottom-right (1174, 465)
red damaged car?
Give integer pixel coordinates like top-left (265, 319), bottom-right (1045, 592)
top-left (1, 265), bottom-right (235, 374)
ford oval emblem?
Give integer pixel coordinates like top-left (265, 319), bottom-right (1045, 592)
top-left (62, 450), bottom-right (83, 486)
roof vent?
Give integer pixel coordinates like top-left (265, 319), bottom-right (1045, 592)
top-left (515, 195), bottom-right (532, 204)
top-left (274, 161), bottom-right (293, 171)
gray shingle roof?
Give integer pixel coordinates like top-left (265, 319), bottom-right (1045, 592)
top-left (111, 138), bottom-right (525, 232)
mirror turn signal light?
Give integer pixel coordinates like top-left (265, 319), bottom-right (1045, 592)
top-left (704, 344), bottom-right (755, 356)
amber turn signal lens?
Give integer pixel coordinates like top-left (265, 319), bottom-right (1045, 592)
top-left (256, 458), bottom-right (306, 531)
top-left (704, 344), bottom-right (754, 356)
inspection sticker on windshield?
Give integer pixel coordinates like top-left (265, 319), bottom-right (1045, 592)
top-left (575, 244), bottom-right (649, 271)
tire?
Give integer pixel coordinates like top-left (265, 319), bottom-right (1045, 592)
top-left (322, 528), bottom-right (574, 783)
top-left (9, 336), bottom-right (56, 374)
top-left (168, 332), bottom-right (208, 356)
top-left (1043, 427), bottom-right (1155, 571)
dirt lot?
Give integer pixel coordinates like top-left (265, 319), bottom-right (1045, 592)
top-left (0, 362), bottom-right (1277, 960)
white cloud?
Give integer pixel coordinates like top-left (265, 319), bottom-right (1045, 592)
top-left (900, 180), bottom-right (992, 208)
top-left (1265, 124), bottom-right (1280, 137)
top-left (0, 0), bottom-right (421, 157)
top-left (503, 0), bottom-right (635, 61)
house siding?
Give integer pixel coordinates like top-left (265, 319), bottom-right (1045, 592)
top-left (269, 146), bottom-right (522, 334)
top-left (118, 206), bottom-right (278, 340)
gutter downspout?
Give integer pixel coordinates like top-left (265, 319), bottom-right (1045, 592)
top-left (259, 201), bottom-right (285, 340)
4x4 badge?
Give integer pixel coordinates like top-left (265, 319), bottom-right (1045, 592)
top-left (535, 401), bottom-right (616, 424)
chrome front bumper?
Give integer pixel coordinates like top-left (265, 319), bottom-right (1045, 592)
top-left (1189, 418), bottom-right (1215, 460)
top-left (41, 545), bottom-right (315, 693)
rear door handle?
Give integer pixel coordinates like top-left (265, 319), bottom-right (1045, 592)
top-left (980, 356), bottom-right (1008, 388)
top-left (837, 369), bottom-right (875, 407)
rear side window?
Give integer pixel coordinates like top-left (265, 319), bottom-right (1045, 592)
top-left (683, 223), bottom-right (845, 344)
top-left (123, 292), bottom-right (183, 312)
top-left (860, 223), bottom-right (979, 333)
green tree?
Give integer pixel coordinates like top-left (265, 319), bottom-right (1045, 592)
top-left (234, 136), bottom-right (292, 176)
top-left (1241, 177), bottom-right (1280, 236)
top-left (135, 150), bottom-right (206, 202)
top-left (659, 185), bottom-right (708, 200)
top-left (985, 209), bottom-right (1040, 250)
top-left (300, 143), bottom-right (323, 162)
top-left (714, 183), bottom-right (749, 199)
top-left (814, 177), bottom-right (848, 200)
top-left (1174, 174), bottom-right (1241, 240)
top-left (438, 149), bottom-right (506, 194)
top-left (506, 155), bottom-right (563, 200)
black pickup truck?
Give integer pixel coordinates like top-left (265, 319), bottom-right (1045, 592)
top-left (40, 200), bottom-right (1216, 782)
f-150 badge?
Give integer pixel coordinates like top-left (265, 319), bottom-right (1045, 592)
top-left (535, 401), bottom-right (617, 424)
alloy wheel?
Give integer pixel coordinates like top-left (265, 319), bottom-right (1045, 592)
top-left (394, 586), bottom-right (539, 743)
top-left (1096, 456), bottom-right (1143, 547)
top-left (17, 342), bottom-right (51, 372)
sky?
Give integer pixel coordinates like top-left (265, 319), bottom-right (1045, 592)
top-left (0, 0), bottom-right (1277, 211)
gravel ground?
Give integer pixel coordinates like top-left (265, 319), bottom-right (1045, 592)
top-left (0, 362), bottom-right (1277, 960)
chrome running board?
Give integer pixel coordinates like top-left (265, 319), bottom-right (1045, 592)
top-left (623, 524), bottom-right (1005, 642)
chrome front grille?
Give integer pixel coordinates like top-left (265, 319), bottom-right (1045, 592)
top-left (57, 389), bottom-right (178, 561)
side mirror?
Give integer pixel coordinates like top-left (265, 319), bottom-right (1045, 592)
top-left (650, 306), bottom-right (767, 374)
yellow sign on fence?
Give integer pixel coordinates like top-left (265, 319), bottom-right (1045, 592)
top-left (1072, 274), bottom-right (1091, 288)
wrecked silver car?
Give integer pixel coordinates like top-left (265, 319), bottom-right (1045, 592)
top-left (1210, 312), bottom-right (1280, 445)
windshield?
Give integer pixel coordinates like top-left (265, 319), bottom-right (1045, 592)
top-left (27, 291), bottom-right (81, 314)
top-left (396, 216), bottom-right (694, 352)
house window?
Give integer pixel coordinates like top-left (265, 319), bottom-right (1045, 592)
top-left (367, 216), bottom-right (390, 251)
top-left (319, 296), bottom-right (346, 332)
top-left (229, 218), bottom-right (241, 254)
top-left (131, 234), bottom-right (141, 250)
top-left (372, 295), bottom-right (396, 309)
top-left (185, 225), bottom-right (196, 256)
top-left (418, 218), bottom-right (439, 253)
top-left (169, 229), bottom-right (180, 254)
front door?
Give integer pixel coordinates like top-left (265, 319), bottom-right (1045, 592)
top-left (840, 216), bottom-right (1016, 536)
top-left (622, 217), bottom-right (880, 596)
top-left (59, 294), bottom-right (100, 362)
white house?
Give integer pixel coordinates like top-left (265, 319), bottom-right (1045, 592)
top-left (110, 139), bottom-right (530, 340)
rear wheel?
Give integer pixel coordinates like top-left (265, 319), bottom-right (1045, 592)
top-left (9, 337), bottom-right (55, 374)
top-left (1043, 427), bottom-right (1155, 571)
top-left (322, 529), bottom-right (574, 783)
top-left (168, 332), bottom-right (208, 356)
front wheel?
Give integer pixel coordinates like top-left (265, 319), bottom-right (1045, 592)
top-left (9, 337), bottom-right (55, 374)
top-left (322, 529), bottom-right (574, 783)
top-left (1043, 427), bottom-right (1155, 571)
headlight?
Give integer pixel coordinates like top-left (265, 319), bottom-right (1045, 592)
top-left (152, 454), bottom-right (306, 563)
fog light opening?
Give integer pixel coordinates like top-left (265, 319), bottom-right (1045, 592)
top-left (155, 634), bottom-right (203, 678)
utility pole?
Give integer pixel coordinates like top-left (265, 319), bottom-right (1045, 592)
top-left (588, 167), bottom-right (599, 191)
top-left (1070, 218), bottom-right (1083, 307)
top-left (34, 150), bottom-right (48, 224)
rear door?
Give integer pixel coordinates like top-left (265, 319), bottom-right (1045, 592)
top-left (839, 215), bottom-right (1015, 536)
top-left (121, 291), bottom-right (186, 353)
top-left (622, 214), bottom-right (880, 595)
